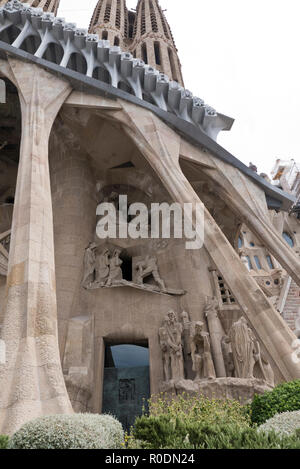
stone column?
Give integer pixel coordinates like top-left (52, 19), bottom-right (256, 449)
top-left (200, 163), bottom-right (300, 288)
top-left (118, 102), bottom-right (300, 382)
top-left (0, 59), bottom-right (73, 435)
top-left (204, 298), bottom-right (227, 378)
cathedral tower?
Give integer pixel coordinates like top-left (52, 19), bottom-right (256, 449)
top-left (89, 0), bottom-right (128, 48)
top-left (0, 0), bottom-right (60, 14)
top-left (130, 0), bottom-right (184, 85)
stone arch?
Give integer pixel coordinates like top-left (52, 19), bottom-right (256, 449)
top-left (42, 42), bottom-right (64, 65)
top-left (93, 65), bottom-right (111, 84)
top-left (66, 53), bottom-right (87, 75)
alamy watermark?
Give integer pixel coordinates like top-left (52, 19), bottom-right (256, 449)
top-left (95, 195), bottom-right (204, 250)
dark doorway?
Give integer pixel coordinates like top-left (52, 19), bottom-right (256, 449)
top-left (102, 343), bottom-right (150, 431)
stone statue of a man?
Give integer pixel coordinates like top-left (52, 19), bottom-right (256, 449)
top-left (159, 311), bottom-right (184, 381)
top-left (228, 317), bottom-right (255, 379)
top-left (189, 321), bottom-right (216, 380)
top-left (136, 255), bottom-right (166, 291)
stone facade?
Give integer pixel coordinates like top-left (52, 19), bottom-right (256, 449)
top-left (0, 0), bottom-right (300, 435)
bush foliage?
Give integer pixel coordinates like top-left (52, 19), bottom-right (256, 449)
top-left (132, 416), bottom-right (300, 449)
top-left (127, 392), bottom-right (300, 449)
top-left (259, 411), bottom-right (300, 437)
top-left (8, 414), bottom-right (124, 450)
top-left (250, 380), bottom-right (300, 425)
top-left (145, 393), bottom-right (251, 428)
top-left (0, 435), bottom-right (9, 450)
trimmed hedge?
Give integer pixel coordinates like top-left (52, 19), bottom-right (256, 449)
top-left (132, 415), bottom-right (300, 449)
top-left (0, 435), bottom-right (9, 449)
top-left (250, 380), bottom-right (300, 425)
top-left (8, 414), bottom-right (124, 450)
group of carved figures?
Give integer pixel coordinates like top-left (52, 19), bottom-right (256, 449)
top-left (82, 243), bottom-right (123, 288)
top-left (82, 243), bottom-right (166, 291)
top-left (159, 300), bottom-right (274, 386)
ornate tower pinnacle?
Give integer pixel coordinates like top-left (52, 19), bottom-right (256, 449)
top-left (0, 0), bottom-right (60, 14)
top-left (131, 0), bottom-right (184, 85)
top-left (89, 0), bottom-right (128, 48)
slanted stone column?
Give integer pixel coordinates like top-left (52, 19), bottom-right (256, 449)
top-left (117, 102), bottom-right (300, 382)
top-left (0, 59), bottom-right (73, 435)
top-left (198, 161), bottom-right (300, 288)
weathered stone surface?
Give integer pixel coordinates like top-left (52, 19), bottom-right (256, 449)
top-left (160, 377), bottom-right (274, 403)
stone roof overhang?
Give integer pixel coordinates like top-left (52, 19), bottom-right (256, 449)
top-left (0, 3), bottom-right (295, 212)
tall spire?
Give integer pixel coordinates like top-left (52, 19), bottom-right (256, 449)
top-left (0, 0), bottom-right (60, 14)
top-left (89, 0), bottom-right (128, 48)
top-left (131, 0), bottom-right (184, 85)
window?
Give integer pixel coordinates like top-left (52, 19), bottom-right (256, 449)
top-left (238, 236), bottom-right (243, 249)
top-left (282, 232), bottom-right (294, 247)
top-left (246, 256), bottom-right (253, 270)
top-left (102, 31), bottom-right (108, 40)
top-left (154, 42), bottom-right (161, 65)
top-left (168, 48), bottom-right (178, 82)
top-left (266, 255), bottom-right (274, 269)
top-left (254, 256), bottom-right (262, 270)
top-left (114, 36), bottom-right (120, 46)
top-left (142, 43), bottom-right (148, 64)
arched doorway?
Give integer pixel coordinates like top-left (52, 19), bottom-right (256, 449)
top-left (102, 342), bottom-right (150, 430)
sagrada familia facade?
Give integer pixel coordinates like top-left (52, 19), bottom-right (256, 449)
top-left (0, 0), bottom-right (300, 434)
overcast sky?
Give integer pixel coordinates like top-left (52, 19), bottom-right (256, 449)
top-left (58, 0), bottom-right (300, 176)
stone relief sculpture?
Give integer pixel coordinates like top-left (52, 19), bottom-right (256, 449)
top-left (228, 317), bottom-right (256, 379)
top-left (106, 248), bottom-right (123, 286)
top-left (226, 316), bottom-right (274, 385)
top-left (251, 335), bottom-right (275, 387)
top-left (159, 309), bottom-right (275, 399)
top-left (180, 311), bottom-right (194, 379)
top-left (159, 311), bottom-right (184, 381)
top-left (204, 296), bottom-right (227, 377)
top-left (82, 242), bottom-right (97, 288)
top-left (221, 335), bottom-right (235, 377)
top-left (83, 243), bottom-right (185, 296)
top-left (95, 248), bottom-right (110, 286)
top-left (189, 321), bottom-right (216, 380)
top-left (158, 325), bottom-right (171, 382)
top-left (135, 255), bottom-right (166, 291)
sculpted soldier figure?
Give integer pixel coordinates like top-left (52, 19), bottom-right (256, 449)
top-left (159, 311), bottom-right (184, 381)
top-left (107, 248), bottom-right (123, 286)
top-left (190, 321), bottom-right (216, 380)
top-left (136, 255), bottom-right (166, 291)
top-left (95, 248), bottom-right (110, 286)
top-left (221, 335), bottom-right (235, 377)
top-left (82, 242), bottom-right (97, 288)
top-left (158, 325), bottom-right (171, 382)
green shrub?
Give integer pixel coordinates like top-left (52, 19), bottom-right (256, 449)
top-left (250, 380), bottom-right (300, 425)
top-left (0, 435), bottom-right (9, 449)
top-left (132, 415), bottom-right (300, 449)
top-left (145, 393), bottom-right (251, 429)
top-left (8, 414), bottom-right (124, 450)
top-left (259, 411), bottom-right (300, 437)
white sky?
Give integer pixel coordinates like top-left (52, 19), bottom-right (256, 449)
top-left (57, 0), bottom-right (300, 176)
